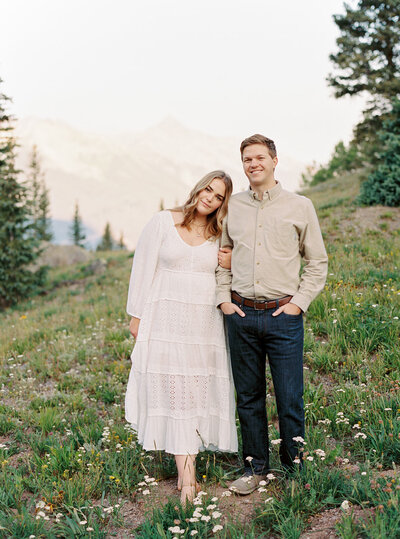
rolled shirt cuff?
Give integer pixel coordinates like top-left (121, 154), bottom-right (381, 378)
top-left (216, 291), bottom-right (232, 308)
top-left (290, 293), bottom-right (311, 313)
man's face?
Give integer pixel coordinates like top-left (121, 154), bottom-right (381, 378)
top-left (242, 143), bottom-right (278, 188)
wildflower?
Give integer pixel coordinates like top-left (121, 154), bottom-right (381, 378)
top-left (103, 507), bottom-right (113, 514)
top-left (213, 525), bottom-right (223, 533)
top-left (307, 456), bottom-right (314, 461)
top-left (354, 432), bottom-right (367, 439)
top-left (197, 490), bottom-right (207, 496)
top-left (79, 520), bottom-right (87, 525)
top-left (340, 500), bottom-right (351, 511)
top-left (29, 536), bottom-right (36, 538)
top-left (265, 497), bottom-right (274, 503)
top-left (168, 526), bottom-right (185, 534)
top-left (294, 457), bottom-right (301, 464)
top-left (207, 504), bottom-right (216, 510)
top-left (36, 511), bottom-right (46, 519)
top-left (352, 424), bottom-right (361, 429)
top-left (259, 480), bottom-right (267, 486)
top-left (361, 472), bottom-right (367, 476)
top-left (201, 515), bottom-right (211, 522)
top-left (271, 438), bottom-right (282, 445)
top-left (315, 449), bottom-right (326, 458)
top-left (212, 511), bottom-right (222, 519)
top-left (245, 456), bottom-right (253, 462)
top-left (258, 487), bottom-right (267, 492)
top-left (142, 489), bottom-right (150, 495)
top-left (211, 496), bottom-right (218, 502)
top-left (266, 473), bottom-right (276, 480)
top-left (191, 532), bottom-right (198, 536)
top-left (292, 436), bottom-right (305, 444)
top-left (333, 319), bottom-right (337, 324)
top-left (384, 408), bottom-right (392, 411)
top-left (192, 510), bottom-right (202, 518)
top-left (221, 490), bottom-right (232, 497)
top-left (189, 517), bottom-right (199, 523)
top-left (305, 483), bottom-right (311, 490)
top-left (87, 528), bottom-right (94, 532)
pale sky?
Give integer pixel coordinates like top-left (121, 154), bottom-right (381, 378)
top-left (1, 0), bottom-right (366, 164)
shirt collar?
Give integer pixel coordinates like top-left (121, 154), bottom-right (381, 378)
top-left (247, 181), bottom-right (282, 201)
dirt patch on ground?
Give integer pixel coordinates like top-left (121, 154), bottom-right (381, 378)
top-left (300, 506), bottom-right (373, 539)
top-left (107, 477), bottom-right (265, 537)
top-left (339, 205), bottom-right (400, 235)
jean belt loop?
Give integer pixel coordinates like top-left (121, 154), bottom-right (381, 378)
top-left (275, 299), bottom-right (279, 309)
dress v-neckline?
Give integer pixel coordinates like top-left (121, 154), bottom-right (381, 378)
top-left (167, 211), bottom-right (209, 247)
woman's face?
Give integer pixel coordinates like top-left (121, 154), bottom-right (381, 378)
top-left (196, 178), bottom-right (226, 216)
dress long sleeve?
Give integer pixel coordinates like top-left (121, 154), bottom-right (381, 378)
top-left (126, 211), bottom-right (165, 318)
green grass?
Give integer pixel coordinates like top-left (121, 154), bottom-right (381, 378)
top-left (0, 172), bottom-right (399, 537)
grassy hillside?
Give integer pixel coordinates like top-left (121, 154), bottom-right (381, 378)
top-left (0, 172), bottom-right (399, 538)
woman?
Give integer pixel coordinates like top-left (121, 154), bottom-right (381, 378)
top-left (125, 171), bottom-right (238, 504)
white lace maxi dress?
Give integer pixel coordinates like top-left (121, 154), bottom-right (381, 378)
top-left (125, 210), bottom-right (238, 455)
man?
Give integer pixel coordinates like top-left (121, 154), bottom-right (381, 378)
top-left (216, 134), bottom-right (328, 495)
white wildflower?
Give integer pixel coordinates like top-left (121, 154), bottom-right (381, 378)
top-left (341, 500), bottom-right (351, 511)
top-left (271, 438), bottom-right (282, 445)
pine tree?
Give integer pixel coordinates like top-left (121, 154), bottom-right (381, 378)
top-left (28, 145), bottom-right (52, 241)
top-left (70, 202), bottom-right (86, 248)
top-left (37, 182), bottom-right (52, 241)
top-left (327, 1), bottom-right (400, 106)
top-left (327, 1), bottom-right (400, 154)
top-left (359, 99), bottom-right (400, 206)
top-left (0, 79), bottom-right (46, 309)
top-left (117, 231), bottom-right (126, 250)
top-left (97, 222), bottom-right (114, 251)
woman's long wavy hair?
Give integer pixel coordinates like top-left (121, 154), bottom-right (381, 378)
top-left (173, 170), bottom-right (232, 240)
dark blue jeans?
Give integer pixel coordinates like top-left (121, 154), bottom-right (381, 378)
top-left (225, 298), bottom-right (304, 474)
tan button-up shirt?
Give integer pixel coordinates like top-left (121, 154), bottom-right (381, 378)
top-left (215, 182), bottom-right (328, 313)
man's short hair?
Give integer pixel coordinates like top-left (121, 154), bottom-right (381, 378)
top-left (240, 134), bottom-right (277, 160)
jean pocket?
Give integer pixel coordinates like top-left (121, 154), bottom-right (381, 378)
top-left (282, 311), bottom-right (302, 318)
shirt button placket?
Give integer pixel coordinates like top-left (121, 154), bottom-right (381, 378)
top-left (255, 207), bottom-right (263, 296)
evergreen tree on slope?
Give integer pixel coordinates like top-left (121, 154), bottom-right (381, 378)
top-left (359, 99), bottom-right (400, 206)
top-left (0, 80), bottom-right (45, 309)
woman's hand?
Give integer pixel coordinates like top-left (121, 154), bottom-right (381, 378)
top-left (218, 247), bottom-right (232, 269)
top-left (129, 317), bottom-right (141, 338)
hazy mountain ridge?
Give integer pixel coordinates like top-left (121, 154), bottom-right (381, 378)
top-left (15, 117), bottom-right (305, 248)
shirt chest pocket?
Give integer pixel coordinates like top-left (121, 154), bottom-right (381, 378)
top-left (263, 219), bottom-right (299, 257)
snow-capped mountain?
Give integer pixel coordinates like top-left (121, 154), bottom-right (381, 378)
top-left (15, 117), bottom-right (305, 249)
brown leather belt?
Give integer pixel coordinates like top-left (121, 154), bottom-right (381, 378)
top-left (231, 291), bottom-right (293, 311)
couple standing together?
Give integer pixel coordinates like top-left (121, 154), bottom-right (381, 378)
top-left (125, 134), bottom-right (328, 504)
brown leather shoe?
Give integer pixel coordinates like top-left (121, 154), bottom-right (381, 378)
top-left (229, 473), bottom-right (267, 495)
